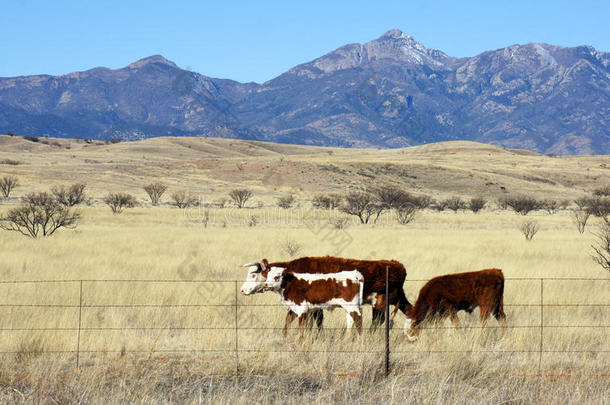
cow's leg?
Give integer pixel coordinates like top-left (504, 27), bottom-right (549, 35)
top-left (405, 318), bottom-right (419, 342)
top-left (283, 311), bottom-right (297, 337)
top-left (479, 305), bottom-right (492, 329)
top-left (371, 294), bottom-right (386, 331)
top-left (350, 312), bottom-right (362, 335)
top-left (345, 312), bottom-right (354, 330)
top-left (449, 309), bottom-right (461, 329)
top-left (297, 314), bottom-right (308, 343)
top-left (494, 296), bottom-right (507, 334)
top-left (495, 312), bottom-right (507, 331)
top-left (311, 309), bottom-right (324, 331)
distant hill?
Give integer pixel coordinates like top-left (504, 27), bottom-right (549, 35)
top-left (1, 29), bottom-right (609, 154)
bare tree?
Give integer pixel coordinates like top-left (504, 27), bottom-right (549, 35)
top-left (374, 186), bottom-right (407, 209)
top-left (572, 210), bottom-right (590, 234)
top-left (340, 192), bottom-right (381, 224)
top-left (574, 197), bottom-right (589, 210)
top-left (312, 193), bottom-right (342, 210)
top-left (171, 191), bottom-right (197, 208)
top-left (540, 199), bottom-right (558, 215)
top-left (103, 193), bottom-right (136, 214)
top-left (0, 192), bottom-right (80, 238)
top-left (229, 189), bottom-right (253, 208)
top-left (591, 223), bottom-right (610, 272)
top-left (143, 182), bottom-right (167, 206)
top-left (584, 196), bottom-right (610, 224)
top-left (469, 197), bottom-right (486, 213)
top-left (277, 194), bottom-right (296, 209)
top-left (0, 176), bottom-right (19, 198)
top-left (395, 204), bottom-right (418, 225)
top-left (51, 183), bottom-right (86, 206)
top-left (519, 221), bottom-right (539, 241)
top-left (506, 195), bottom-right (540, 215)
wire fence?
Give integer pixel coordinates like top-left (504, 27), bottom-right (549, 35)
top-left (0, 277), bottom-right (608, 377)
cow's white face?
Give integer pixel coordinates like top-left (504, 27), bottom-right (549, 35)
top-left (263, 267), bottom-right (285, 291)
top-left (240, 262), bottom-right (267, 295)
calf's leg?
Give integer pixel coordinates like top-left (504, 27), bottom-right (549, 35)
top-left (283, 311), bottom-right (297, 337)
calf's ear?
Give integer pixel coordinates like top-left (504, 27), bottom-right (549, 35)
top-left (261, 258), bottom-right (269, 270)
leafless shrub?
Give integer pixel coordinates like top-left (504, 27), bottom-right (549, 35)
top-left (312, 193), bottom-right (342, 210)
top-left (103, 192), bottom-right (136, 214)
top-left (591, 223), bottom-right (610, 272)
top-left (558, 200), bottom-right (570, 210)
top-left (0, 176), bottom-right (19, 198)
top-left (374, 185), bottom-right (407, 209)
top-left (413, 194), bottom-right (432, 209)
top-left (229, 189), bottom-right (253, 208)
top-left (277, 194), bottom-right (296, 209)
top-left (340, 192), bottom-right (383, 224)
top-left (52, 183), bottom-right (86, 206)
top-left (281, 238), bottom-right (302, 257)
top-left (573, 210), bottom-right (590, 234)
top-left (445, 197), bottom-right (466, 213)
top-left (395, 204), bottom-right (418, 225)
top-left (496, 197), bottom-right (509, 210)
top-left (214, 198), bottom-right (227, 208)
top-left (431, 199), bottom-right (447, 211)
top-left (0, 159), bottom-right (20, 165)
top-left (505, 195), bottom-right (540, 215)
top-left (329, 217), bottom-right (350, 229)
top-left (540, 199), bottom-right (558, 214)
top-left (584, 196), bottom-right (610, 223)
top-left (171, 190), bottom-right (197, 209)
top-left (519, 221), bottom-right (539, 241)
top-left (574, 197), bottom-right (589, 210)
top-left (143, 182), bottom-right (167, 206)
top-left (0, 192), bottom-right (81, 237)
top-left (469, 197), bottom-right (486, 213)
top-left (593, 186), bottom-right (610, 197)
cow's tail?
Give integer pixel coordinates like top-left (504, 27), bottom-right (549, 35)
top-left (391, 288), bottom-right (413, 319)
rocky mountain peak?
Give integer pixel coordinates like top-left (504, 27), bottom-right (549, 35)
top-left (127, 55), bottom-right (178, 70)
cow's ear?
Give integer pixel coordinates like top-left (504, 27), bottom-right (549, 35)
top-left (261, 259), bottom-right (269, 270)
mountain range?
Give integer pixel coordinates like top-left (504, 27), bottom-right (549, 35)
top-left (1, 29), bottom-right (609, 155)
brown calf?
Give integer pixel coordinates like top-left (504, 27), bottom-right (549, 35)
top-left (404, 268), bottom-right (506, 340)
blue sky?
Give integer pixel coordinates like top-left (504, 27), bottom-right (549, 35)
top-left (1, 0), bottom-right (608, 83)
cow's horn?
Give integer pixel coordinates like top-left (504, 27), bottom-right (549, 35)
top-left (241, 262), bottom-right (259, 267)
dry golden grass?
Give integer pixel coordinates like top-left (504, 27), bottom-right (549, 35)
top-left (0, 135), bottom-right (609, 403)
top-left (0, 205), bottom-right (608, 403)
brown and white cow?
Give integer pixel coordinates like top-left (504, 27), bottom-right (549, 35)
top-left (403, 268), bottom-right (507, 341)
top-left (239, 256), bottom-right (411, 334)
top-left (263, 268), bottom-right (364, 339)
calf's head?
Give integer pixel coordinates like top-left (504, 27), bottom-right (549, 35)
top-left (262, 267), bottom-right (285, 291)
top-left (239, 259), bottom-right (271, 295)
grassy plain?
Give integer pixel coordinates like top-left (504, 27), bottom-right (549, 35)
top-left (0, 135), bottom-right (609, 403)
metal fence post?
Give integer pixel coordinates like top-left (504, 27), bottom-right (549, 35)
top-left (76, 280), bottom-right (83, 368)
top-left (539, 278), bottom-right (543, 376)
top-left (235, 280), bottom-right (239, 379)
top-left (385, 266), bottom-right (390, 377)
